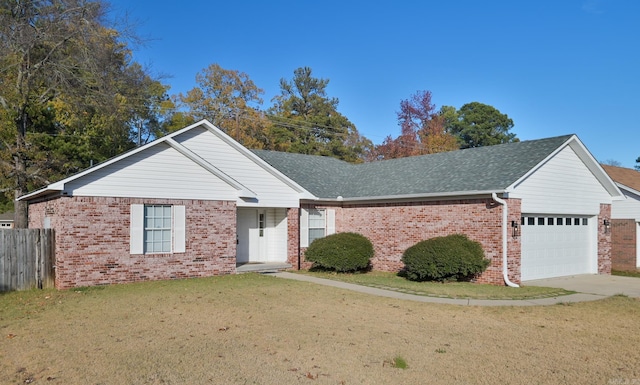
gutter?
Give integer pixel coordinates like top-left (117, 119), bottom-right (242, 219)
top-left (491, 193), bottom-right (520, 288)
top-left (306, 190), bottom-right (504, 205)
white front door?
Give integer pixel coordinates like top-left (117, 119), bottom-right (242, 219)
top-left (237, 209), bottom-right (260, 263)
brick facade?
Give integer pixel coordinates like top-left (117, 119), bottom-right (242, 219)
top-left (28, 196), bottom-right (236, 289)
top-left (292, 197), bottom-right (523, 286)
top-left (611, 218), bottom-right (637, 271)
top-left (598, 204), bottom-right (612, 275)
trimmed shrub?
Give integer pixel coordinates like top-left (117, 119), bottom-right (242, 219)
top-left (305, 232), bottom-right (374, 272)
top-left (401, 234), bottom-right (489, 282)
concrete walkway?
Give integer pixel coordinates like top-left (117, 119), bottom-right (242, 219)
top-left (270, 272), bottom-right (611, 306)
top-left (524, 274), bottom-right (640, 298)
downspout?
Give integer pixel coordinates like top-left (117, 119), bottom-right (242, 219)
top-left (297, 207), bottom-right (301, 270)
top-left (491, 193), bottom-right (520, 288)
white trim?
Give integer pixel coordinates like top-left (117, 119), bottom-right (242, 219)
top-left (173, 205), bottom-right (186, 253)
top-left (508, 135), bottom-right (623, 199)
top-left (18, 119), bottom-right (316, 202)
top-left (326, 209), bottom-right (336, 235)
top-left (129, 204), bottom-right (144, 254)
top-left (164, 138), bottom-right (256, 198)
top-left (637, 222), bottom-right (640, 269)
top-left (198, 121), bottom-right (316, 200)
top-left (300, 208), bottom-right (309, 248)
top-left (309, 190), bottom-right (504, 204)
top-left (616, 182), bottom-right (640, 200)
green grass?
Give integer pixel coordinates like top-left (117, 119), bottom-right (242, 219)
top-left (612, 269), bottom-right (640, 278)
top-left (392, 356), bottom-right (408, 369)
top-left (296, 270), bottom-right (574, 300)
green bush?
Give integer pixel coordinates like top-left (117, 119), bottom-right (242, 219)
top-left (305, 232), bottom-right (374, 272)
top-left (401, 234), bottom-right (489, 282)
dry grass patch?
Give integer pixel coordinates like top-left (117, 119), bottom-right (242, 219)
top-left (1, 273), bottom-right (639, 384)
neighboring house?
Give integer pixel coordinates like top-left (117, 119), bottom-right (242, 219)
top-left (0, 212), bottom-right (14, 228)
top-left (19, 120), bottom-right (622, 289)
top-left (601, 165), bottom-right (640, 270)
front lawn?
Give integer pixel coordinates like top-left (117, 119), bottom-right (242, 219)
top-left (297, 270), bottom-right (574, 300)
top-left (1, 274), bottom-right (639, 384)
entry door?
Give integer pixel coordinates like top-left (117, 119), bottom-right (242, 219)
top-left (236, 209), bottom-right (266, 263)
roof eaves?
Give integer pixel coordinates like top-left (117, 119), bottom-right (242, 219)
top-left (306, 189), bottom-right (506, 203)
top-left (615, 182), bottom-right (640, 201)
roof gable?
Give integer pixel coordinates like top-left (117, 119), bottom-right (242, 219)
top-left (19, 120), bottom-right (312, 203)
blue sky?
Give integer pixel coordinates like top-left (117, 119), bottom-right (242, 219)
top-left (108, 0), bottom-right (639, 167)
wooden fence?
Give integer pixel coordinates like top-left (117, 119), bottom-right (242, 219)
top-left (0, 229), bottom-right (55, 292)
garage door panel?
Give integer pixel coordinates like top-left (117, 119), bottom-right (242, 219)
top-left (521, 215), bottom-right (593, 281)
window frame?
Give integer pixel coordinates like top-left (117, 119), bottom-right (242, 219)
top-left (144, 204), bottom-right (173, 254)
top-left (308, 209), bottom-right (326, 245)
top-left (130, 204), bottom-right (186, 255)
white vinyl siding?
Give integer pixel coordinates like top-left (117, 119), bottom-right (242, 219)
top-left (130, 204), bottom-right (185, 254)
top-left (512, 146), bottom-right (612, 214)
top-left (611, 188), bottom-right (640, 220)
top-left (66, 144), bottom-right (239, 201)
top-left (300, 208), bottom-right (336, 247)
top-left (173, 126), bottom-right (302, 207)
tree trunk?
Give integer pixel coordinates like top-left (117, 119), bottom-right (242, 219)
top-left (13, 111), bottom-right (29, 228)
top-left (14, 191), bottom-right (28, 229)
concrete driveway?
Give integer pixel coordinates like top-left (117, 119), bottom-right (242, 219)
top-left (524, 274), bottom-right (640, 298)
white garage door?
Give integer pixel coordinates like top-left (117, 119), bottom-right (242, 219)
top-left (521, 215), bottom-right (594, 281)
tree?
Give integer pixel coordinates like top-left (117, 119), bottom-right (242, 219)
top-left (268, 67), bottom-right (372, 163)
top-left (372, 90), bottom-right (458, 160)
top-left (178, 63), bottom-right (271, 148)
top-left (602, 159), bottom-right (622, 167)
top-left (442, 102), bottom-right (518, 148)
top-left (635, 157), bottom-right (640, 171)
top-left (0, 0), bottom-right (168, 227)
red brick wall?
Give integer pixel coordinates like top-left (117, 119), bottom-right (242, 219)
top-left (28, 196), bottom-right (236, 289)
top-left (611, 218), bottom-right (637, 271)
top-left (286, 207), bottom-right (301, 269)
top-left (293, 197), bottom-right (522, 285)
top-left (598, 204), bottom-right (612, 275)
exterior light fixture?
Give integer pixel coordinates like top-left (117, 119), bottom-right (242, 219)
top-left (603, 218), bottom-right (611, 234)
top-left (511, 220), bottom-right (520, 238)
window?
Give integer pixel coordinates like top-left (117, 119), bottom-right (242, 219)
top-left (144, 205), bottom-right (172, 253)
top-left (300, 208), bottom-right (335, 247)
top-left (308, 209), bottom-right (326, 244)
top-left (130, 204), bottom-right (185, 255)
top-left (259, 213), bottom-right (265, 237)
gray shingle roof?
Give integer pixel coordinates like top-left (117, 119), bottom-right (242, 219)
top-left (252, 134), bottom-right (573, 199)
